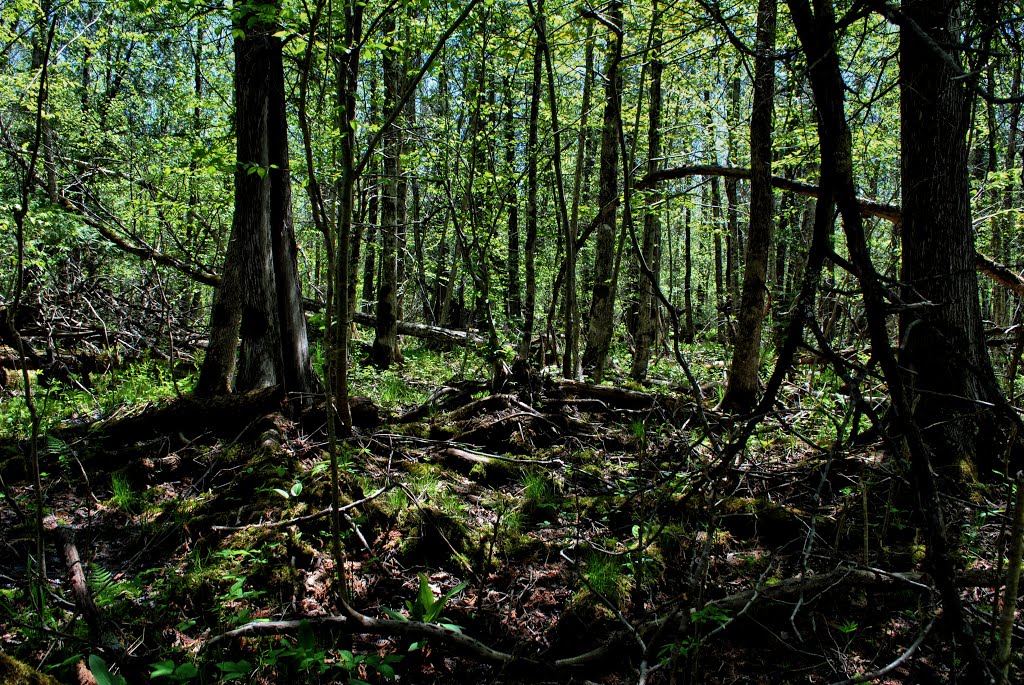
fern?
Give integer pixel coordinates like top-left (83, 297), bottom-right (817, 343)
top-left (88, 565), bottom-right (117, 607)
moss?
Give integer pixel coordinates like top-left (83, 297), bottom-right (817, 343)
top-left (0, 653), bottom-right (62, 685)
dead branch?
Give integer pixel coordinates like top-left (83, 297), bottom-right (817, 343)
top-left (204, 564), bottom-right (952, 674)
top-left (58, 527), bottom-right (126, 660)
top-left (210, 485), bottom-right (391, 533)
top-left (351, 311), bottom-right (486, 346)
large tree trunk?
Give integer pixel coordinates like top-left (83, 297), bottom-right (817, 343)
top-left (198, 0), bottom-right (311, 398)
top-left (267, 31), bottom-right (313, 399)
top-left (582, 0), bottom-right (623, 382)
top-left (232, 8), bottom-right (281, 392)
top-left (898, 0), bottom-right (1002, 470)
top-left (788, 1), bottom-right (993, 677)
top-left (720, 0), bottom-right (776, 412)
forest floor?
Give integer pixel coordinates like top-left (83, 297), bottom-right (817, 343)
top-left (0, 340), bottom-right (1019, 685)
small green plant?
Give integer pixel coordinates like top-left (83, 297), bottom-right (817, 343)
top-left (584, 552), bottom-right (629, 603)
top-left (837, 619), bottom-right (859, 635)
top-left (214, 659), bottom-right (254, 682)
top-left (88, 655), bottom-right (127, 685)
top-left (272, 481), bottom-right (303, 500)
top-left (109, 472), bottom-right (139, 514)
top-left (260, 620), bottom-right (402, 683)
top-left (383, 573), bottom-right (467, 650)
top-left (150, 658), bottom-right (199, 681)
top-left (521, 471), bottom-right (557, 512)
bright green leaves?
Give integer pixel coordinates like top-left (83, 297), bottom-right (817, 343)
top-left (382, 572), bottom-right (468, 647)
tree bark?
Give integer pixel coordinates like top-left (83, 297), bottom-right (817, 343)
top-left (372, 11), bottom-right (403, 369)
top-left (630, 2), bottom-right (663, 381)
top-left (582, 0), bottom-right (623, 382)
top-left (197, 0), bottom-right (311, 399)
top-left (519, 8), bottom-right (542, 361)
top-left (898, 0), bottom-right (1003, 470)
top-left (720, 0), bottom-right (775, 412)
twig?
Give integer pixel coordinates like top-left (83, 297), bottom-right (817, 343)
top-left (210, 486), bottom-right (390, 532)
top-left (826, 618), bottom-right (935, 685)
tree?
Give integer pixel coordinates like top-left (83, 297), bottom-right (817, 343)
top-left (720, 0), bottom-right (776, 412)
top-left (582, 0), bottom-right (623, 382)
top-left (895, 0), bottom-right (1005, 470)
top-left (197, 0), bottom-right (312, 399)
top-left (371, 9), bottom-right (404, 369)
top-left (630, 0), bottom-right (663, 382)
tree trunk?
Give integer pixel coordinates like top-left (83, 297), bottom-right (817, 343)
top-left (582, 0), bottom-right (623, 382)
top-left (267, 29), bottom-right (313, 398)
top-left (519, 8), bottom-right (542, 361)
top-left (724, 73), bottom-right (742, 334)
top-left (721, 0), bottom-right (776, 412)
top-left (372, 11), bottom-right (403, 369)
top-left (898, 0), bottom-right (1003, 470)
top-left (564, 21), bottom-right (595, 380)
top-left (197, 0), bottom-right (311, 399)
top-left (361, 178), bottom-right (378, 314)
top-left (631, 4), bottom-right (663, 381)
top-left (504, 77), bottom-right (521, 321)
top-left (684, 206), bottom-right (694, 341)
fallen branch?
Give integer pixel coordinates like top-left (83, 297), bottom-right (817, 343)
top-left (204, 564), bottom-right (948, 673)
top-left (58, 527), bottom-right (127, 660)
top-left (637, 165), bottom-right (1024, 300)
top-left (351, 311), bottom-right (486, 346)
top-left (210, 486), bottom-right (391, 533)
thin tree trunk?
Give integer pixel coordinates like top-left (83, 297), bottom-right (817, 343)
top-left (372, 11), bottom-right (403, 369)
top-left (564, 20), bottom-right (595, 379)
top-left (504, 76), bottom-right (521, 321)
top-left (721, 0), bottom-right (776, 412)
top-left (519, 5), bottom-right (543, 361)
top-left (684, 206), bottom-right (694, 342)
top-left (631, 1), bottom-right (663, 380)
top-left (582, 0), bottom-right (623, 382)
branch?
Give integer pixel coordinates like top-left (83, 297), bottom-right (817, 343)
top-left (634, 164), bottom-right (902, 223)
top-left (637, 165), bottom-right (1024, 299)
top-left (866, 0), bottom-right (1024, 105)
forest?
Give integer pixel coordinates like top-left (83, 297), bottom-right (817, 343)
top-left (1, 0), bottom-right (1024, 682)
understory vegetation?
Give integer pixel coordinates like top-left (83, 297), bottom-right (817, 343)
top-left (3, 0), bottom-right (1024, 682)
top-left (1, 338), bottom-right (1021, 684)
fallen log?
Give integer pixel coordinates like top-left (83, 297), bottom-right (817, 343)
top-left (551, 380), bottom-right (692, 415)
top-left (351, 311), bottom-right (486, 346)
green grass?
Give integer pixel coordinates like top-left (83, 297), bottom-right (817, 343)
top-left (0, 359), bottom-right (190, 439)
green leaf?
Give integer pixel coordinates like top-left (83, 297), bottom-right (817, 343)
top-left (273, 488), bottom-right (290, 499)
top-left (381, 607), bottom-right (408, 621)
top-left (426, 581), bottom-right (467, 624)
top-left (290, 482), bottom-right (302, 497)
top-left (173, 663), bottom-right (199, 680)
top-left (415, 574), bottom-right (435, 619)
top-left (150, 660), bottom-right (177, 678)
top-left (88, 655), bottom-right (127, 685)
top-left (217, 660), bottom-right (254, 680)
